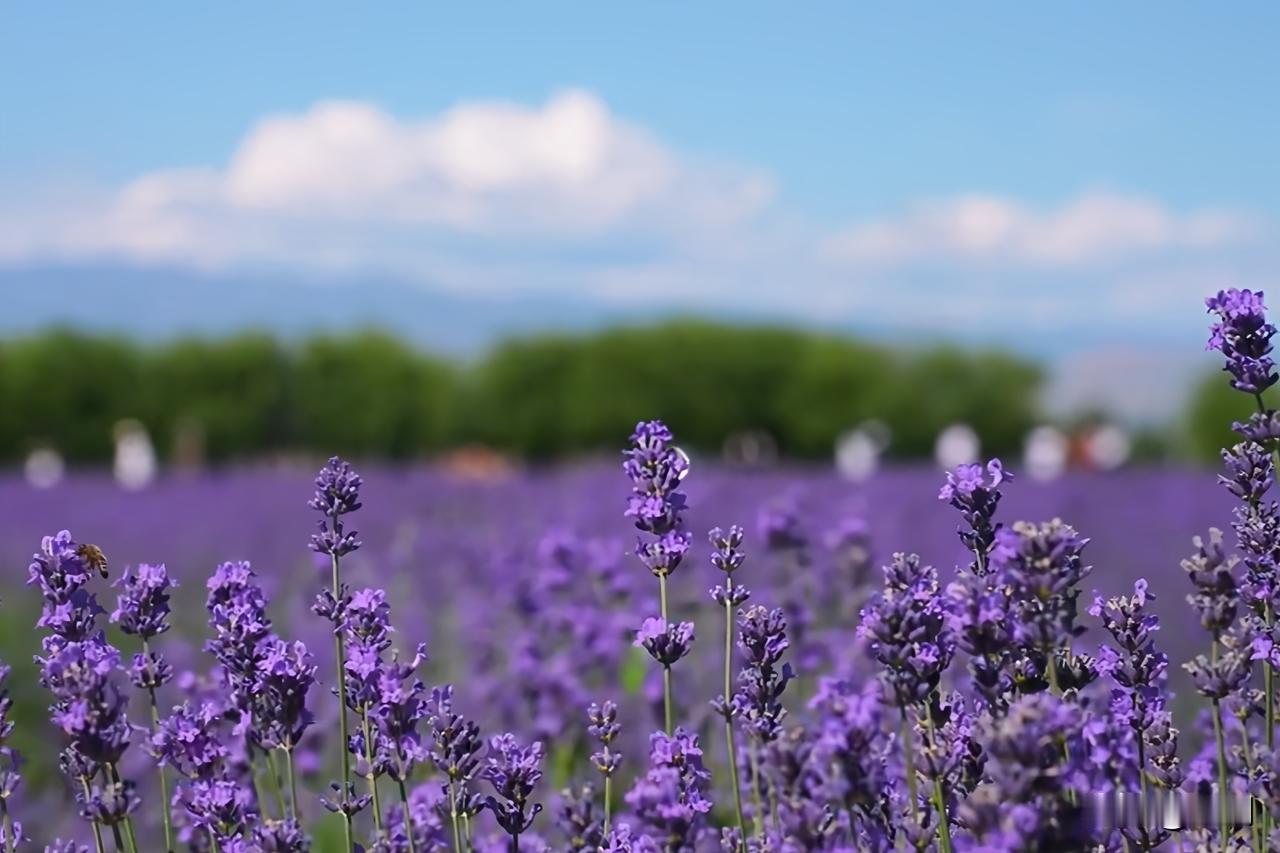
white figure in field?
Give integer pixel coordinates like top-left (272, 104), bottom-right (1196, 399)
top-left (1088, 424), bottom-right (1131, 471)
top-left (1024, 426), bottom-right (1068, 482)
top-left (24, 447), bottom-right (64, 489)
top-left (935, 423), bottom-right (979, 470)
top-left (722, 429), bottom-right (778, 468)
top-left (835, 428), bottom-right (880, 482)
top-left (114, 419), bottom-right (157, 491)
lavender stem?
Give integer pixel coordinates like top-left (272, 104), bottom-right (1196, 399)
top-left (396, 777), bottom-right (418, 853)
top-left (722, 579), bottom-right (748, 851)
top-left (329, 529), bottom-right (355, 853)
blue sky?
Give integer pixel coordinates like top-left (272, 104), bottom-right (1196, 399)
top-left (2, 3), bottom-right (1278, 417)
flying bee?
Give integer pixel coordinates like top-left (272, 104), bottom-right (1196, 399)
top-left (76, 543), bottom-right (110, 579)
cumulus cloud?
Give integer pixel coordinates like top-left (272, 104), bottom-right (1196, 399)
top-left (1, 90), bottom-right (775, 275)
top-left (0, 88), bottom-right (1269, 335)
top-left (821, 192), bottom-right (1258, 267)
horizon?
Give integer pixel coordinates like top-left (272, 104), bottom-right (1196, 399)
top-left (4, 4), bottom-right (1275, 420)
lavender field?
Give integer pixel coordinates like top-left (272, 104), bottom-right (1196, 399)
top-left (0, 454), bottom-right (1249, 850)
top-left (3, 290), bottom-right (1280, 853)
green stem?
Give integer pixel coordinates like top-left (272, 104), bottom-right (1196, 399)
top-left (922, 709), bottom-right (953, 853)
top-left (1236, 723), bottom-right (1263, 853)
top-left (361, 708), bottom-right (384, 833)
top-left (722, 582), bottom-right (748, 852)
top-left (602, 773), bottom-right (613, 837)
top-left (107, 764), bottom-right (139, 853)
top-left (285, 746), bottom-right (301, 823)
top-left (1264, 603), bottom-right (1275, 846)
top-left (658, 572), bottom-right (673, 734)
top-left (264, 748), bottom-right (289, 819)
top-left (81, 776), bottom-right (107, 853)
top-left (448, 778), bottom-right (464, 853)
top-left (0, 804), bottom-right (12, 853)
top-left (1135, 712), bottom-right (1150, 846)
top-left (330, 532), bottom-right (355, 853)
top-left (1213, 643), bottom-right (1231, 853)
top-left (900, 712), bottom-right (919, 830)
top-left (142, 640), bottom-right (174, 852)
top-left (397, 776), bottom-right (419, 853)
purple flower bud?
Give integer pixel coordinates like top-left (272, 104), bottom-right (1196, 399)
top-left (483, 732), bottom-right (545, 838)
top-left (1206, 288), bottom-right (1278, 395)
top-left (634, 617), bottom-right (694, 667)
top-left (309, 456), bottom-right (363, 556)
top-left (110, 562), bottom-right (175, 639)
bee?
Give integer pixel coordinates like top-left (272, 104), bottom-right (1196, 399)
top-left (76, 543), bottom-right (110, 579)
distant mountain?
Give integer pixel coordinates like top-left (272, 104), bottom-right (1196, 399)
top-left (0, 265), bottom-right (662, 354)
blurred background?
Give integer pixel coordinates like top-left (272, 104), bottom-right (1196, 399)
top-left (2, 4), bottom-right (1276, 478)
top-left (1, 5), bottom-right (1278, 844)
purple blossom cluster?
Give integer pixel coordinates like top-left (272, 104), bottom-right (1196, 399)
top-left (4, 288), bottom-right (1280, 852)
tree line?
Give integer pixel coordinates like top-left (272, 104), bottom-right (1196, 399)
top-left (0, 324), bottom-right (1046, 464)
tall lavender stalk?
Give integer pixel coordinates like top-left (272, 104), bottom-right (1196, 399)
top-left (29, 532), bottom-right (140, 853)
top-left (709, 526), bottom-right (750, 851)
top-left (429, 686), bottom-right (484, 853)
top-left (1206, 288), bottom-right (1280, 845)
top-left (941, 460), bottom-right (1014, 716)
top-left (623, 421), bottom-right (692, 734)
top-left (733, 605), bottom-right (794, 840)
top-left (482, 733), bottom-right (544, 852)
top-left (0, 660), bottom-right (22, 853)
top-left (309, 456), bottom-right (364, 852)
top-left (343, 588), bottom-right (431, 853)
top-left (858, 553), bottom-right (953, 851)
top-left (111, 563), bottom-right (177, 852)
top-left (1183, 530), bottom-right (1248, 851)
top-left (587, 702), bottom-right (620, 837)
top-left (1090, 580), bottom-right (1174, 848)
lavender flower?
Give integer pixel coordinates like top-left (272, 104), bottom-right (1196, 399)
top-left (429, 685), bottom-right (485, 851)
top-left (624, 421), bottom-right (693, 735)
top-left (309, 455), bottom-right (364, 557)
top-left (625, 729), bottom-right (712, 853)
top-left (858, 553), bottom-right (952, 707)
top-left (555, 784), bottom-right (603, 852)
top-left (253, 638), bottom-right (317, 750)
top-left (959, 693), bottom-right (1085, 850)
top-left (1206, 288), bottom-right (1278, 396)
top-left (371, 783), bottom-right (446, 853)
top-left (810, 678), bottom-right (894, 849)
top-left (939, 459), bottom-right (1011, 573)
top-left (1090, 578), bottom-right (1178, 821)
top-left (588, 701), bottom-right (621, 778)
top-left (310, 455), bottom-right (363, 852)
top-left (111, 562), bottom-right (175, 639)
top-left (30, 532), bottom-right (138, 846)
top-left (634, 618), bottom-right (694, 667)
top-left (1184, 529), bottom-right (1241, 638)
top-left (763, 727), bottom-right (836, 849)
top-left (623, 421), bottom-right (689, 544)
top-left (733, 606), bottom-right (794, 743)
top-left (483, 733), bottom-right (545, 844)
top-left (253, 818), bottom-right (311, 851)
top-left (991, 519), bottom-right (1092, 693)
top-left (0, 662), bottom-right (22, 852)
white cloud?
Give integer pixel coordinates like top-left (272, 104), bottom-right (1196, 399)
top-left (821, 192), bottom-right (1258, 267)
top-left (0, 89), bottom-right (1269, 344)
top-left (1, 90), bottom-right (775, 276)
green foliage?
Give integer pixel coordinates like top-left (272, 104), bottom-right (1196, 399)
top-left (1184, 369), bottom-right (1257, 462)
top-left (0, 323), bottom-right (1047, 463)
